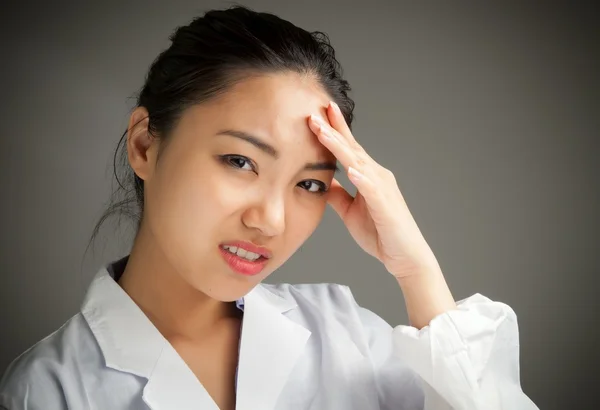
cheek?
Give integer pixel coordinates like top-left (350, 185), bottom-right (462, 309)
top-left (145, 160), bottom-right (222, 249)
top-left (149, 159), bottom-right (252, 241)
top-left (284, 198), bottom-right (327, 252)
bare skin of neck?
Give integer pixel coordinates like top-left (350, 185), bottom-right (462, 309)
top-left (118, 223), bottom-right (242, 410)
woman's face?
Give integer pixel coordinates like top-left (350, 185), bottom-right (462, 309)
top-left (136, 73), bottom-right (337, 301)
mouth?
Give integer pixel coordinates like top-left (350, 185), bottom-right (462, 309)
top-left (218, 241), bottom-right (272, 276)
top-left (220, 245), bottom-right (267, 261)
top-left (220, 241), bottom-right (272, 259)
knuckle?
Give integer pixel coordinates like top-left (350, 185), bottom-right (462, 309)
top-left (355, 157), bottom-right (367, 169)
top-left (382, 167), bottom-right (395, 180)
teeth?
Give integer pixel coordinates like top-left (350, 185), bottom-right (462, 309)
top-left (223, 245), bottom-right (261, 261)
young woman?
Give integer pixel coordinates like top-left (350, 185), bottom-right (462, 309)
top-left (0, 6), bottom-right (539, 410)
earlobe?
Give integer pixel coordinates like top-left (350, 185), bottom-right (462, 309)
top-left (127, 107), bottom-right (157, 181)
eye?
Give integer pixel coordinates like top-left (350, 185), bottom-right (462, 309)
top-left (298, 180), bottom-right (328, 195)
top-left (220, 155), bottom-right (256, 172)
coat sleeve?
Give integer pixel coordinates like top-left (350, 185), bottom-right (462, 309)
top-left (0, 353), bottom-right (68, 410)
top-left (345, 287), bottom-right (539, 410)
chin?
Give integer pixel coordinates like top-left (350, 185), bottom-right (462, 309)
top-left (197, 276), bottom-right (260, 303)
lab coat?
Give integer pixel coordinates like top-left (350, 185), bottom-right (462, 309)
top-left (0, 258), bottom-right (538, 410)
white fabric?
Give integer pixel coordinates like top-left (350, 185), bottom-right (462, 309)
top-left (0, 261), bottom-right (538, 409)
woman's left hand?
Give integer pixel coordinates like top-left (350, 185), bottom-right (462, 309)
top-left (308, 102), bottom-right (441, 278)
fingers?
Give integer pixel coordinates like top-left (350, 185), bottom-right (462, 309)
top-left (308, 115), bottom-right (355, 171)
top-left (326, 102), bottom-right (353, 142)
top-left (307, 101), bottom-right (380, 200)
top-left (308, 103), bottom-right (373, 176)
top-left (326, 178), bottom-right (353, 218)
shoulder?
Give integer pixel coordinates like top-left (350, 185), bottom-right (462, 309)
top-left (259, 282), bottom-right (390, 330)
top-left (260, 282), bottom-right (356, 310)
top-left (260, 282), bottom-right (395, 340)
top-left (0, 313), bottom-right (98, 407)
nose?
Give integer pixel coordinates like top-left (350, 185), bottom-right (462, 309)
top-left (242, 193), bottom-right (286, 237)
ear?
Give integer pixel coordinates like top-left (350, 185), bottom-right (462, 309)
top-left (127, 106), bottom-right (158, 181)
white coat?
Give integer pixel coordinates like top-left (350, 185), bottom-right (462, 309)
top-left (0, 258), bottom-right (538, 409)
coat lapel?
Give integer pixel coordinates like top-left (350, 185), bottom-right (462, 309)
top-left (142, 342), bottom-right (220, 410)
top-left (82, 262), bottom-right (311, 410)
top-left (82, 267), bottom-right (220, 410)
top-left (235, 285), bottom-right (311, 410)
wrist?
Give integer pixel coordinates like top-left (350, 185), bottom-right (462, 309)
top-left (389, 249), bottom-right (441, 279)
top-left (395, 262), bottom-right (456, 329)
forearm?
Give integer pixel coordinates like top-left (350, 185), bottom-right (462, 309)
top-left (395, 260), bottom-right (456, 329)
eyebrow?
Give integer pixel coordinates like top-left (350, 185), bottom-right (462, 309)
top-left (216, 129), bottom-right (339, 172)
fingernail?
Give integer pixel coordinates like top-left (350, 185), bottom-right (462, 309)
top-left (330, 101), bottom-right (341, 114)
top-left (348, 166), bottom-right (362, 181)
top-left (311, 114), bottom-right (324, 125)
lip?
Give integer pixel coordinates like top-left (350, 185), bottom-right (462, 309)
top-left (219, 245), bottom-right (270, 276)
top-left (220, 241), bottom-right (273, 259)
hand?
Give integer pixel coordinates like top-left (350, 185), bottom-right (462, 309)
top-left (308, 102), bottom-right (440, 278)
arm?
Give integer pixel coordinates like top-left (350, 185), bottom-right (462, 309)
top-left (352, 286), bottom-right (539, 410)
top-left (394, 257), bottom-right (456, 330)
top-left (309, 102), bottom-right (539, 409)
top-left (391, 292), bottom-right (539, 410)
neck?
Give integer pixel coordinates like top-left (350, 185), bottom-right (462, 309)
top-left (118, 222), bottom-right (239, 341)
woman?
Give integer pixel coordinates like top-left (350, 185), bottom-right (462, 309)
top-left (0, 6), bottom-right (539, 410)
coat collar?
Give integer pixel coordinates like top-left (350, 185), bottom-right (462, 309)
top-left (81, 257), bottom-right (311, 410)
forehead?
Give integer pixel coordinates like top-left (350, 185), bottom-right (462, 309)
top-left (221, 72), bottom-right (331, 121)
top-left (185, 73), bottom-right (334, 158)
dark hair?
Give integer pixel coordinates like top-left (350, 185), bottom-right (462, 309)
top-left (89, 5), bottom-right (355, 248)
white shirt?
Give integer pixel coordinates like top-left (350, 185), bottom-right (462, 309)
top-left (0, 258), bottom-right (538, 410)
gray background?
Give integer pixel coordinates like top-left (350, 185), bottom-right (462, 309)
top-left (1, 1), bottom-right (598, 409)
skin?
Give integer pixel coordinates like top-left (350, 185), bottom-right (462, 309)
top-left (120, 72), bottom-right (339, 409)
top-left (120, 70), bottom-right (456, 409)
